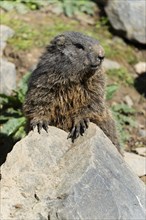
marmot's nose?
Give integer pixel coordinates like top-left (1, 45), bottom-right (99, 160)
top-left (90, 56), bottom-right (104, 69)
top-left (98, 54), bottom-right (104, 61)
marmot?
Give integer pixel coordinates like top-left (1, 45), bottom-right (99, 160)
top-left (23, 32), bottom-right (121, 153)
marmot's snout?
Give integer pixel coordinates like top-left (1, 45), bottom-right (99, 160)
top-left (87, 44), bottom-right (105, 70)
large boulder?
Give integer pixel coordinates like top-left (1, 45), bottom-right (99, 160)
top-left (105, 0), bottom-right (146, 44)
top-left (1, 123), bottom-right (146, 220)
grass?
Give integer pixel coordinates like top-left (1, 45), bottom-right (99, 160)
top-left (1, 11), bottom-right (138, 62)
top-left (107, 68), bottom-right (134, 85)
top-left (1, 12), bottom-right (79, 51)
top-left (0, 10), bottom-right (141, 148)
top-left (1, 10), bottom-right (138, 86)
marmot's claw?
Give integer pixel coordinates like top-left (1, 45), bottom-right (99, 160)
top-left (38, 121), bottom-right (43, 134)
top-left (30, 121), bottom-right (37, 131)
top-left (68, 118), bottom-right (90, 142)
top-left (43, 121), bottom-right (49, 133)
top-left (84, 118), bottom-right (90, 128)
top-left (30, 120), bottom-right (49, 133)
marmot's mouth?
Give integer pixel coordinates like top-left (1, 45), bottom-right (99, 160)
top-left (90, 64), bottom-right (100, 70)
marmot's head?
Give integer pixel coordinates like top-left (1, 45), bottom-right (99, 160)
top-left (42, 32), bottom-right (105, 84)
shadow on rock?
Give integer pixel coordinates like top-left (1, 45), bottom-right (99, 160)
top-left (0, 133), bottom-right (15, 166)
top-left (134, 72), bottom-right (146, 98)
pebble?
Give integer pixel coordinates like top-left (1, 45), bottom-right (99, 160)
top-left (134, 62), bottom-right (146, 74)
top-left (138, 129), bottom-right (146, 138)
top-left (123, 95), bottom-right (133, 107)
top-left (135, 147), bottom-right (146, 157)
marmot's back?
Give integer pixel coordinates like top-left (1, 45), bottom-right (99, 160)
top-left (23, 32), bottom-right (121, 154)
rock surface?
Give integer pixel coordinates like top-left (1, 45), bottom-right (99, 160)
top-left (0, 25), bottom-right (15, 42)
top-left (124, 152), bottom-right (146, 177)
top-left (135, 147), bottom-right (146, 157)
top-left (123, 95), bottom-right (133, 107)
top-left (1, 123), bottom-right (146, 220)
top-left (0, 25), bottom-right (16, 95)
top-left (0, 58), bottom-right (16, 95)
top-left (103, 58), bottom-right (121, 70)
top-left (105, 0), bottom-right (146, 44)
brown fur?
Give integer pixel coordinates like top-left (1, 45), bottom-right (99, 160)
top-left (23, 32), bottom-right (121, 154)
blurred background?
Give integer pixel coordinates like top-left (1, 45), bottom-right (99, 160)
top-left (0, 0), bottom-right (146, 180)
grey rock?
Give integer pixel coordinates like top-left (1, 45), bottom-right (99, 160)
top-left (1, 124), bottom-right (146, 220)
top-left (103, 58), bottom-right (121, 70)
top-left (134, 62), bottom-right (146, 74)
top-left (139, 129), bottom-right (146, 138)
top-left (0, 58), bottom-right (16, 95)
top-left (105, 0), bottom-right (146, 44)
top-left (0, 25), bottom-right (15, 42)
top-left (124, 152), bottom-right (146, 177)
top-left (75, 12), bottom-right (95, 25)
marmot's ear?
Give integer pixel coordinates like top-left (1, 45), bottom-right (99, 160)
top-left (56, 35), bottom-right (66, 46)
top-left (52, 35), bottom-right (66, 46)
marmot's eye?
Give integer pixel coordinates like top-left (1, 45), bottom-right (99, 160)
top-left (74, 43), bottom-right (84, 50)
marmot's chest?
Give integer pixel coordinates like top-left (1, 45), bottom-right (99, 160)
top-left (49, 86), bottom-right (90, 128)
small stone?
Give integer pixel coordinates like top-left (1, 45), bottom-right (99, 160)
top-left (124, 152), bottom-right (146, 177)
top-left (50, 3), bottom-right (63, 15)
top-left (0, 25), bottom-right (15, 42)
top-left (75, 13), bottom-right (95, 25)
top-left (0, 58), bottom-right (16, 95)
top-left (103, 58), bottom-right (121, 70)
top-left (134, 62), bottom-right (146, 74)
top-left (138, 129), bottom-right (146, 138)
top-left (135, 147), bottom-right (146, 157)
top-left (123, 95), bottom-right (133, 107)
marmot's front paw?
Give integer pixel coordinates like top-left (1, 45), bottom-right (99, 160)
top-left (30, 119), bottom-right (49, 134)
top-left (67, 118), bottom-right (90, 142)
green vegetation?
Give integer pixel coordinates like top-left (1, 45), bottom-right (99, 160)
top-left (0, 0), bottom-right (49, 12)
top-left (62, 0), bottom-right (95, 17)
top-left (0, 73), bottom-right (30, 141)
top-left (107, 68), bottom-right (134, 85)
top-left (1, 12), bottom-right (79, 50)
top-left (0, 0), bottom-right (95, 16)
top-left (112, 104), bottom-right (136, 144)
top-left (106, 84), bottom-right (136, 145)
top-left (106, 84), bottom-right (119, 101)
top-left (1, 7), bottom-right (138, 66)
